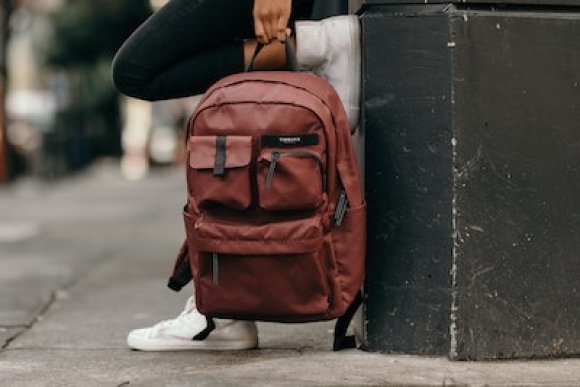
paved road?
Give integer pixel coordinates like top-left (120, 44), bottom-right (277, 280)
top-left (1, 164), bottom-right (580, 386)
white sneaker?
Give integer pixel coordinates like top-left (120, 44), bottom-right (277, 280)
top-left (127, 297), bottom-right (259, 351)
top-left (296, 15), bottom-right (361, 132)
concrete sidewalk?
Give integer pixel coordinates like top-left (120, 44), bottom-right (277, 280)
top-left (1, 163), bottom-right (580, 386)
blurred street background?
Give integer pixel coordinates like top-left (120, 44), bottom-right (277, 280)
top-left (0, 0), bottom-right (193, 184)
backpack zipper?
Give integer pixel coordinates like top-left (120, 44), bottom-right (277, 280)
top-left (212, 253), bottom-right (219, 285)
top-left (264, 150), bottom-right (326, 191)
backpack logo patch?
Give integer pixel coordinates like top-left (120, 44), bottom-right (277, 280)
top-left (261, 134), bottom-right (319, 147)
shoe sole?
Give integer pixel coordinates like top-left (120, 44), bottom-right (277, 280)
top-left (127, 336), bottom-right (259, 351)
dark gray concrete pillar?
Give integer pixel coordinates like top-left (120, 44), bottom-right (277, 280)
top-left (361, 1), bottom-right (580, 359)
top-left (311, 0), bottom-right (348, 19)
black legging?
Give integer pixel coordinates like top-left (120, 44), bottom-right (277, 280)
top-left (112, 0), bottom-right (314, 101)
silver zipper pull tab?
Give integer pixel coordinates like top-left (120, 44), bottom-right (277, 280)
top-left (265, 151), bottom-right (281, 189)
top-left (212, 253), bottom-right (219, 285)
top-left (334, 191), bottom-right (348, 226)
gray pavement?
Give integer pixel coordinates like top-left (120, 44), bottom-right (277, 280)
top-left (1, 163), bottom-right (580, 386)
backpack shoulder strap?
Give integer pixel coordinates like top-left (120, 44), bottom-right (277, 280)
top-left (167, 239), bottom-right (192, 292)
top-left (333, 290), bottom-right (363, 351)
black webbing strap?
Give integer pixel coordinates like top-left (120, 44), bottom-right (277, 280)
top-left (192, 316), bottom-right (216, 341)
top-left (246, 42), bottom-right (265, 72)
top-left (213, 136), bottom-right (227, 176)
top-left (285, 37), bottom-right (298, 71)
top-left (167, 244), bottom-right (193, 292)
top-left (333, 291), bottom-right (363, 351)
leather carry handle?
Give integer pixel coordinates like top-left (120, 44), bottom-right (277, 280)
top-left (246, 38), bottom-right (299, 72)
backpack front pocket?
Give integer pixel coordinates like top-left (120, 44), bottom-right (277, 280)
top-left (188, 135), bottom-right (252, 210)
top-left (195, 249), bottom-right (331, 321)
top-left (257, 149), bottom-right (325, 211)
top-left (189, 214), bottom-right (330, 321)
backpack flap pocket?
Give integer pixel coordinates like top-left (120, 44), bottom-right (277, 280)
top-left (193, 215), bottom-right (323, 255)
top-left (188, 135), bottom-right (252, 210)
top-left (257, 149), bottom-right (325, 211)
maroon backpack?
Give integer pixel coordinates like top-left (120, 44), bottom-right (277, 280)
top-left (168, 48), bottom-right (366, 350)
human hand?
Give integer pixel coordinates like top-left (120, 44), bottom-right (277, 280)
top-left (253, 0), bottom-right (291, 44)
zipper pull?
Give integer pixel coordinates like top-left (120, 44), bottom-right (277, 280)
top-left (334, 191), bottom-right (348, 226)
top-left (265, 151), bottom-right (281, 189)
top-left (212, 253), bottom-right (219, 286)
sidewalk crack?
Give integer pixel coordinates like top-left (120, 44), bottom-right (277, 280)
top-left (1, 290), bottom-right (58, 351)
top-left (1, 250), bottom-right (116, 352)
top-left (0, 280), bottom-right (81, 352)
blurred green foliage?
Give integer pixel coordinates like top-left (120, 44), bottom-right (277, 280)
top-left (47, 0), bottom-right (151, 67)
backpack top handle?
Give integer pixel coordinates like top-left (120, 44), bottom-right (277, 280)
top-left (246, 39), bottom-right (299, 73)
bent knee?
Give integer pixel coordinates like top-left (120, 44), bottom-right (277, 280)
top-left (111, 51), bottom-right (155, 101)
